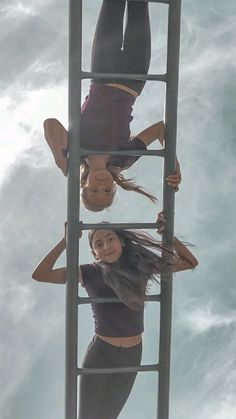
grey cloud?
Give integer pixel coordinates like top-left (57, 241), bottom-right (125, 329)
top-left (0, 0), bottom-right (67, 90)
top-left (171, 324), bottom-right (236, 419)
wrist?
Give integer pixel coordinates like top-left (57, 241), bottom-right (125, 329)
top-left (60, 237), bottom-right (67, 249)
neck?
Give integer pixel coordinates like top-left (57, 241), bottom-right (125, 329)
top-left (85, 155), bottom-right (109, 170)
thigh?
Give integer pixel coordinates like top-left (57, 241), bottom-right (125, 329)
top-left (78, 337), bottom-right (111, 419)
top-left (91, 0), bottom-right (126, 74)
top-left (123, 1), bottom-right (151, 73)
top-left (97, 342), bottom-right (143, 419)
top-left (121, 1), bottom-right (151, 94)
top-left (79, 338), bottom-right (142, 419)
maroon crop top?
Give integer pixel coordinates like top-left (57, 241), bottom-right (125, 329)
top-left (80, 84), bottom-right (147, 170)
top-left (80, 263), bottom-right (144, 337)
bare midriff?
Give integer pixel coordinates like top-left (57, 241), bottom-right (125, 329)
top-left (105, 83), bottom-right (139, 98)
top-left (97, 333), bottom-right (142, 348)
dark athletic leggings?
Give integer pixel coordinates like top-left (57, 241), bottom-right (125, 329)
top-left (91, 0), bottom-right (151, 94)
top-left (78, 335), bottom-right (142, 419)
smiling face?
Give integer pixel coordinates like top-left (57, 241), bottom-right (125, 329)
top-left (91, 229), bottom-right (123, 264)
top-left (82, 169), bottom-right (116, 211)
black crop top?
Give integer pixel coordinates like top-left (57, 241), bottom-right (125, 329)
top-left (80, 263), bottom-right (144, 337)
top-left (80, 84), bottom-right (147, 170)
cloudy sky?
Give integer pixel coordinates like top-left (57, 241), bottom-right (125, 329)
top-left (1, 1), bottom-right (236, 418)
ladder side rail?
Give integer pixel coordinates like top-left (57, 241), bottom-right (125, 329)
top-left (158, 1), bottom-right (181, 419)
top-left (65, 0), bottom-right (83, 418)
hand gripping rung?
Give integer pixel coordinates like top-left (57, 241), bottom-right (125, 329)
top-left (77, 363), bottom-right (159, 376)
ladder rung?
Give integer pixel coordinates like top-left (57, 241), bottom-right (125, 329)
top-left (78, 295), bottom-right (160, 305)
top-left (77, 363), bottom-right (159, 375)
top-left (81, 71), bottom-right (167, 83)
top-left (128, 0), bottom-right (169, 3)
top-left (81, 222), bottom-right (158, 231)
top-left (80, 148), bottom-right (164, 157)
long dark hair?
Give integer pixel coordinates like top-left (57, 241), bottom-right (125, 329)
top-left (89, 228), bottom-right (175, 311)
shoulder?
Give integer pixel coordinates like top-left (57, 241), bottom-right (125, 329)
top-left (80, 262), bottom-right (102, 284)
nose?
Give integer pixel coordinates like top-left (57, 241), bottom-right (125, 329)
top-left (97, 183), bottom-right (104, 191)
top-left (97, 183), bottom-right (109, 192)
top-left (104, 240), bottom-right (109, 251)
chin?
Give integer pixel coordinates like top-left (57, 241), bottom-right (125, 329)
top-left (105, 258), bottom-right (117, 264)
top-left (108, 254), bottom-right (122, 264)
top-left (103, 255), bottom-right (118, 264)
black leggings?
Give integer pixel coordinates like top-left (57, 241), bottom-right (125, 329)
top-left (91, 0), bottom-right (151, 94)
top-left (78, 335), bottom-right (142, 419)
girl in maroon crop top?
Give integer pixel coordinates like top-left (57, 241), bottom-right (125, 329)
top-left (43, 0), bottom-right (181, 212)
top-left (32, 212), bottom-right (198, 419)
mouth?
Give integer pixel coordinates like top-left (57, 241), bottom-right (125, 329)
top-left (104, 250), bottom-right (116, 257)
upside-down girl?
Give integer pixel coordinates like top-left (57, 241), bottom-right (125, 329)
top-left (44, 0), bottom-right (181, 211)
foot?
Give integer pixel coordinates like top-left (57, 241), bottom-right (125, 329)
top-left (44, 118), bottom-right (68, 176)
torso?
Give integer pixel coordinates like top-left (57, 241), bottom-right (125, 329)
top-left (97, 333), bottom-right (142, 348)
top-left (80, 84), bottom-right (146, 170)
top-left (80, 263), bottom-right (145, 344)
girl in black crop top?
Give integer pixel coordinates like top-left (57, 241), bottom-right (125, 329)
top-left (43, 0), bottom-right (181, 212)
top-left (32, 213), bottom-right (198, 419)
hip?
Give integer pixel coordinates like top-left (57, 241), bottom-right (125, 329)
top-left (96, 333), bottom-right (142, 348)
top-left (82, 334), bottom-right (142, 368)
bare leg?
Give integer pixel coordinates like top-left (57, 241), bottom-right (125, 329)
top-left (44, 118), bottom-right (68, 176)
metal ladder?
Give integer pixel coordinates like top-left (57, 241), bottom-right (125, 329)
top-left (65, 0), bottom-right (181, 418)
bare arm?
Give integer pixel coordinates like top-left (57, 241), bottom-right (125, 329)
top-left (44, 118), bottom-right (68, 176)
top-left (135, 121), bottom-right (165, 147)
top-left (32, 237), bottom-right (82, 284)
top-left (156, 212), bottom-right (198, 273)
top-left (172, 236), bottom-right (198, 272)
top-left (136, 121), bottom-right (181, 192)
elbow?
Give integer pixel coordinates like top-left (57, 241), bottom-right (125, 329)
top-left (32, 272), bottom-right (39, 282)
top-left (43, 118), bottom-right (57, 135)
top-left (32, 270), bottom-right (43, 282)
top-left (191, 257), bottom-right (198, 269)
top-left (44, 117), bottom-right (56, 127)
top-left (174, 256), bottom-right (198, 273)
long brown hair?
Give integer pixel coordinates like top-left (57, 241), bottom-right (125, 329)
top-left (89, 228), bottom-right (176, 311)
top-left (80, 161), bottom-right (157, 210)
